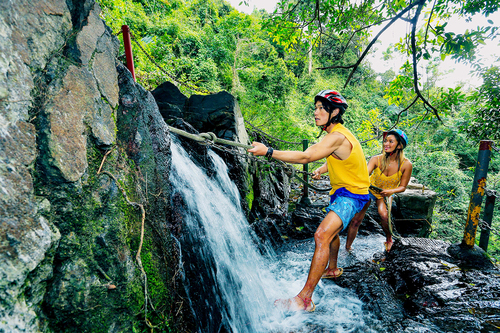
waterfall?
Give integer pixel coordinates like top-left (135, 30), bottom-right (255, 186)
top-left (169, 138), bottom-right (381, 332)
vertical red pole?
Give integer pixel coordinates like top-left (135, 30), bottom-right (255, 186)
top-left (121, 25), bottom-right (136, 82)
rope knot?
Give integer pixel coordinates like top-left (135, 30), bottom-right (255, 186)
top-left (199, 132), bottom-right (218, 144)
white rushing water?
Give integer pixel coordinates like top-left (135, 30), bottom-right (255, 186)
top-left (169, 138), bottom-right (382, 333)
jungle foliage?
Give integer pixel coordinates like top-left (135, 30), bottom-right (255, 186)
top-left (97, 0), bottom-right (500, 259)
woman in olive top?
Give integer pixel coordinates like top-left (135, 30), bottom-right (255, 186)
top-left (345, 129), bottom-right (413, 252)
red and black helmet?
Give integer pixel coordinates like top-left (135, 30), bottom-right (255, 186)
top-left (314, 90), bottom-right (348, 134)
top-left (314, 90), bottom-right (348, 110)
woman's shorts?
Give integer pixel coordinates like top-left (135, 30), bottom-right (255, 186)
top-left (325, 196), bottom-right (367, 231)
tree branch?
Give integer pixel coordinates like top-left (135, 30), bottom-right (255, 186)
top-left (318, 0), bottom-right (421, 86)
top-left (415, 106), bottom-right (431, 131)
top-left (410, 0), bottom-right (442, 121)
top-left (423, 0), bottom-right (438, 50)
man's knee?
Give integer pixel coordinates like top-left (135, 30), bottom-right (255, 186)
top-left (314, 229), bottom-right (327, 244)
top-left (314, 228), bottom-right (337, 245)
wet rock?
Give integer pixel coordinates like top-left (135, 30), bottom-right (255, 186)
top-left (338, 237), bottom-right (500, 332)
top-left (392, 181), bottom-right (438, 237)
top-left (289, 204), bottom-right (326, 238)
top-left (447, 242), bottom-right (496, 269)
top-left (152, 83), bottom-right (256, 217)
top-left (151, 81), bottom-right (187, 121)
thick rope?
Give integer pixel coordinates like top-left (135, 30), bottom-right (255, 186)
top-left (167, 125), bottom-right (253, 149)
top-left (368, 185), bottom-right (400, 239)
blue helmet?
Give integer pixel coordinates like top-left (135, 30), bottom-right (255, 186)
top-left (386, 129), bottom-right (409, 149)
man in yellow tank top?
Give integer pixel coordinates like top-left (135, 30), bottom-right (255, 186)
top-left (248, 90), bottom-right (370, 312)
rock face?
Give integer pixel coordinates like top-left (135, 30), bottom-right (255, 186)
top-left (0, 0), bottom-right (71, 331)
top-left (392, 179), bottom-right (438, 237)
top-left (152, 81), bottom-right (289, 220)
top-left (336, 238), bottom-right (500, 332)
top-left (0, 1), bottom-right (189, 332)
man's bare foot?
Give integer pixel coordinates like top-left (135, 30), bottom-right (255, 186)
top-left (274, 295), bottom-right (315, 312)
top-left (346, 246), bottom-right (354, 253)
top-left (321, 267), bottom-right (343, 279)
top-left (384, 240), bottom-right (393, 252)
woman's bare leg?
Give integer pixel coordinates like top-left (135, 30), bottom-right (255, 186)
top-left (376, 198), bottom-right (393, 251)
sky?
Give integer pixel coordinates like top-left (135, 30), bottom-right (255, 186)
top-left (227, 0), bottom-right (500, 89)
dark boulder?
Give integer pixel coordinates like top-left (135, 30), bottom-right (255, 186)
top-left (151, 81), bottom-right (187, 121)
top-left (185, 91), bottom-right (239, 141)
top-left (392, 180), bottom-right (438, 237)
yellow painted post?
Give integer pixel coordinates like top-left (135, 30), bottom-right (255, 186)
top-left (462, 140), bottom-right (493, 248)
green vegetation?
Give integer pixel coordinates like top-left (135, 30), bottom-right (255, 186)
top-left (97, 0), bottom-right (499, 259)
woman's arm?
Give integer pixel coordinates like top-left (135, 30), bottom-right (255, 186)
top-left (312, 162), bottom-right (328, 180)
top-left (367, 155), bottom-right (380, 175)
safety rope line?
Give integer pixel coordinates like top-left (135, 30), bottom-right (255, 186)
top-left (126, 30), bottom-right (213, 95)
top-left (370, 185), bottom-right (399, 239)
top-left (167, 125), bottom-right (253, 149)
top-left (485, 189), bottom-right (499, 198)
top-left (492, 142), bottom-right (500, 153)
top-left (369, 187), bottom-right (437, 238)
top-left (166, 124), bottom-right (334, 192)
top-left (168, 124), bottom-right (294, 172)
top-left (479, 219), bottom-right (500, 237)
top-left (245, 120), bottom-right (305, 146)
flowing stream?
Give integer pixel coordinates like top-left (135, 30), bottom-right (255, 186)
top-left (169, 138), bottom-right (383, 332)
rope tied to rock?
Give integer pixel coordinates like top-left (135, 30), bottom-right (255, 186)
top-left (167, 124), bottom-right (315, 183)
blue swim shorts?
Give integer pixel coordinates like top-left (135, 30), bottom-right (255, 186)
top-left (325, 195), bottom-right (368, 231)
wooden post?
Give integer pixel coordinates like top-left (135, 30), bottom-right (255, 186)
top-left (462, 140), bottom-right (493, 248)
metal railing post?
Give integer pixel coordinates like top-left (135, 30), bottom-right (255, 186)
top-left (298, 139), bottom-right (312, 205)
top-left (302, 139), bottom-right (309, 199)
top-left (479, 190), bottom-right (497, 251)
top-left (121, 25), bottom-right (136, 82)
top-left (462, 140), bottom-right (493, 248)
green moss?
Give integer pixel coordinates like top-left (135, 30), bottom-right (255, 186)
top-left (245, 170), bottom-right (254, 210)
top-left (139, 238), bottom-right (165, 303)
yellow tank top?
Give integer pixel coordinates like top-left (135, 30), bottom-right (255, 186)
top-left (326, 124), bottom-right (370, 195)
top-left (369, 161), bottom-right (404, 199)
